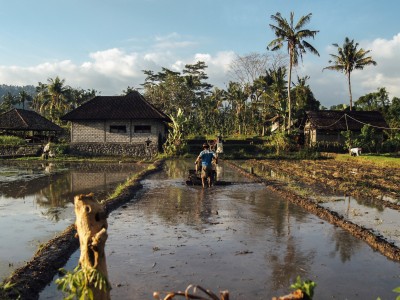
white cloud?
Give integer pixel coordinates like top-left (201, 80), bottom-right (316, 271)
top-left (153, 32), bottom-right (197, 50)
top-left (369, 33), bottom-right (400, 59)
top-left (1, 32), bottom-right (396, 105)
top-left (86, 48), bottom-right (139, 77)
top-left (192, 51), bottom-right (236, 87)
top-left (358, 33), bottom-right (400, 100)
top-left (0, 46), bottom-right (235, 95)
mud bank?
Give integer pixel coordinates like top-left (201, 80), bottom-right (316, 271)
top-left (226, 160), bottom-right (400, 262)
top-left (0, 159), bottom-right (165, 300)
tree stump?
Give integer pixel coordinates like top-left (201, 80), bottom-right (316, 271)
top-left (74, 193), bottom-right (110, 300)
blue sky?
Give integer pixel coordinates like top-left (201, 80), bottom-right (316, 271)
top-left (0, 0), bottom-right (399, 108)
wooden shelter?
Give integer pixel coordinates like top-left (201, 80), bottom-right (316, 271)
top-left (0, 108), bottom-right (62, 142)
top-left (303, 110), bottom-right (388, 146)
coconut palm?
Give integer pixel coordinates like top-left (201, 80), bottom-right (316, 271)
top-left (323, 37), bottom-right (377, 110)
top-left (268, 12), bottom-right (319, 132)
top-left (0, 92), bottom-right (16, 113)
top-left (36, 76), bottom-right (71, 122)
top-left (17, 90), bottom-right (33, 110)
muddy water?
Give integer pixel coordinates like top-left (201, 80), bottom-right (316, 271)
top-left (41, 160), bottom-right (400, 300)
top-left (242, 160), bottom-right (400, 249)
top-left (0, 161), bottom-right (145, 281)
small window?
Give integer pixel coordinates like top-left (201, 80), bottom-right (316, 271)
top-left (134, 125), bottom-right (151, 133)
top-left (110, 125), bottom-right (127, 133)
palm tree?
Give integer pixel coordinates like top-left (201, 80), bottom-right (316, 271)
top-left (266, 67), bottom-right (288, 131)
top-left (268, 12), bottom-right (319, 132)
top-left (0, 92), bottom-right (16, 113)
top-left (36, 76), bottom-right (71, 122)
top-left (17, 91), bottom-right (33, 110)
top-left (323, 37), bottom-right (377, 110)
top-left (226, 82), bottom-right (249, 135)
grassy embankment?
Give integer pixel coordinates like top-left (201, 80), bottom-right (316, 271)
top-left (335, 153), bottom-right (400, 168)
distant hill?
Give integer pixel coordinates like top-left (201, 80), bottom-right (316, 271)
top-left (0, 84), bottom-right (36, 101)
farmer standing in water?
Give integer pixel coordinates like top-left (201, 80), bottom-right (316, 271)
top-left (195, 143), bottom-right (218, 188)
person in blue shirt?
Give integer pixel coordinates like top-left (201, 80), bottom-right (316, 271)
top-left (195, 143), bottom-right (218, 188)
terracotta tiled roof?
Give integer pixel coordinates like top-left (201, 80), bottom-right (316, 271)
top-left (0, 109), bottom-right (62, 131)
top-left (306, 110), bottom-right (388, 131)
top-left (62, 91), bottom-right (171, 121)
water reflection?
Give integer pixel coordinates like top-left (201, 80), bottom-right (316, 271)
top-left (40, 159), bottom-right (400, 300)
top-left (321, 195), bottom-right (400, 247)
top-left (0, 161), bottom-right (145, 281)
top-left (328, 227), bottom-right (362, 263)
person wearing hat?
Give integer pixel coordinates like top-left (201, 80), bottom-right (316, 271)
top-left (195, 143), bottom-right (218, 188)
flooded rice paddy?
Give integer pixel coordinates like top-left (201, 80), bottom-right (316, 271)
top-left (239, 160), bottom-right (400, 249)
top-left (0, 161), bottom-right (145, 281)
top-left (38, 160), bottom-right (400, 300)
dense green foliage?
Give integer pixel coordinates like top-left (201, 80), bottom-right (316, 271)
top-left (0, 84), bottom-right (35, 102)
top-left (0, 135), bottom-right (26, 146)
top-left (163, 108), bottom-right (188, 156)
top-left (56, 266), bottom-right (110, 300)
top-left (0, 10), bottom-right (398, 154)
top-left (0, 77), bottom-right (96, 124)
top-left (290, 276), bottom-right (316, 299)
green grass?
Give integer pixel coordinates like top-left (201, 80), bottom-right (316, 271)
top-left (335, 153), bottom-right (400, 168)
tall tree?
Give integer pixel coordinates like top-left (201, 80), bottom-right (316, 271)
top-left (17, 90), bottom-right (33, 110)
top-left (226, 81), bottom-right (249, 135)
top-left (182, 61), bottom-right (213, 96)
top-left (265, 67), bottom-right (288, 131)
top-left (142, 68), bottom-right (193, 116)
top-left (268, 12), bottom-right (319, 132)
top-left (35, 76), bottom-right (72, 123)
top-left (0, 92), bottom-right (16, 113)
top-left (229, 52), bottom-right (271, 86)
top-left (355, 87), bottom-right (389, 112)
top-left (291, 75), bottom-right (320, 120)
top-left (323, 37), bottom-right (377, 111)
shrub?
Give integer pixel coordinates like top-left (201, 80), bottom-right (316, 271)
top-left (54, 143), bottom-right (70, 155)
top-left (0, 135), bottom-right (25, 146)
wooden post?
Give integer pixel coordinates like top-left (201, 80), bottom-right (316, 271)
top-left (74, 193), bottom-right (110, 300)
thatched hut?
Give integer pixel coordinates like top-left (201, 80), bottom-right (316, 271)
top-left (304, 110), bottom-right (388, 146)
top-left (0, 108), bottom-right (62, 142)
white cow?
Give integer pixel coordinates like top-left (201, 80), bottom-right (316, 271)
top-left (350, 147), bottom-right (362, 156)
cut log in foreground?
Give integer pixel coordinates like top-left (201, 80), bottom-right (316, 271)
top-left (272, 289), bottom-right (305, 299)
top-left (153, 284), bottom-right (229, 300)
top-left (74, 193), bottom-right (110, 300)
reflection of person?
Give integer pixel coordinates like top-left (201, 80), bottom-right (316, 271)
top-left (42, 142), bottom-right (51, 159)
top-left (195, 143), bottom-right (218, 188)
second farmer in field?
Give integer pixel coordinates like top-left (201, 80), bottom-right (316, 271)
top-left (195, 143), bottom-right (218, 188)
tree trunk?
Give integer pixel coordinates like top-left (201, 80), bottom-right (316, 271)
top-left (287, 52), bottom-right (293, 133)
top-left (347, 72), bottom-right (353, 111)
top-left (74, 193), bottom-right (110, 300)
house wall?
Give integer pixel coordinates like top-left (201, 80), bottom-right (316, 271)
top-left (130, 120), bottom-right (165, 145)
top-left (69, 143), bottom-right (158, 157)
top-left (305, 129), bottom-right (345, 145)
top-left (69, 119), bottom-right (167, 156)
top-left (72, 121), bottom-right (105, 143)
top-left (71, 120), bottom-right (166, 144)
